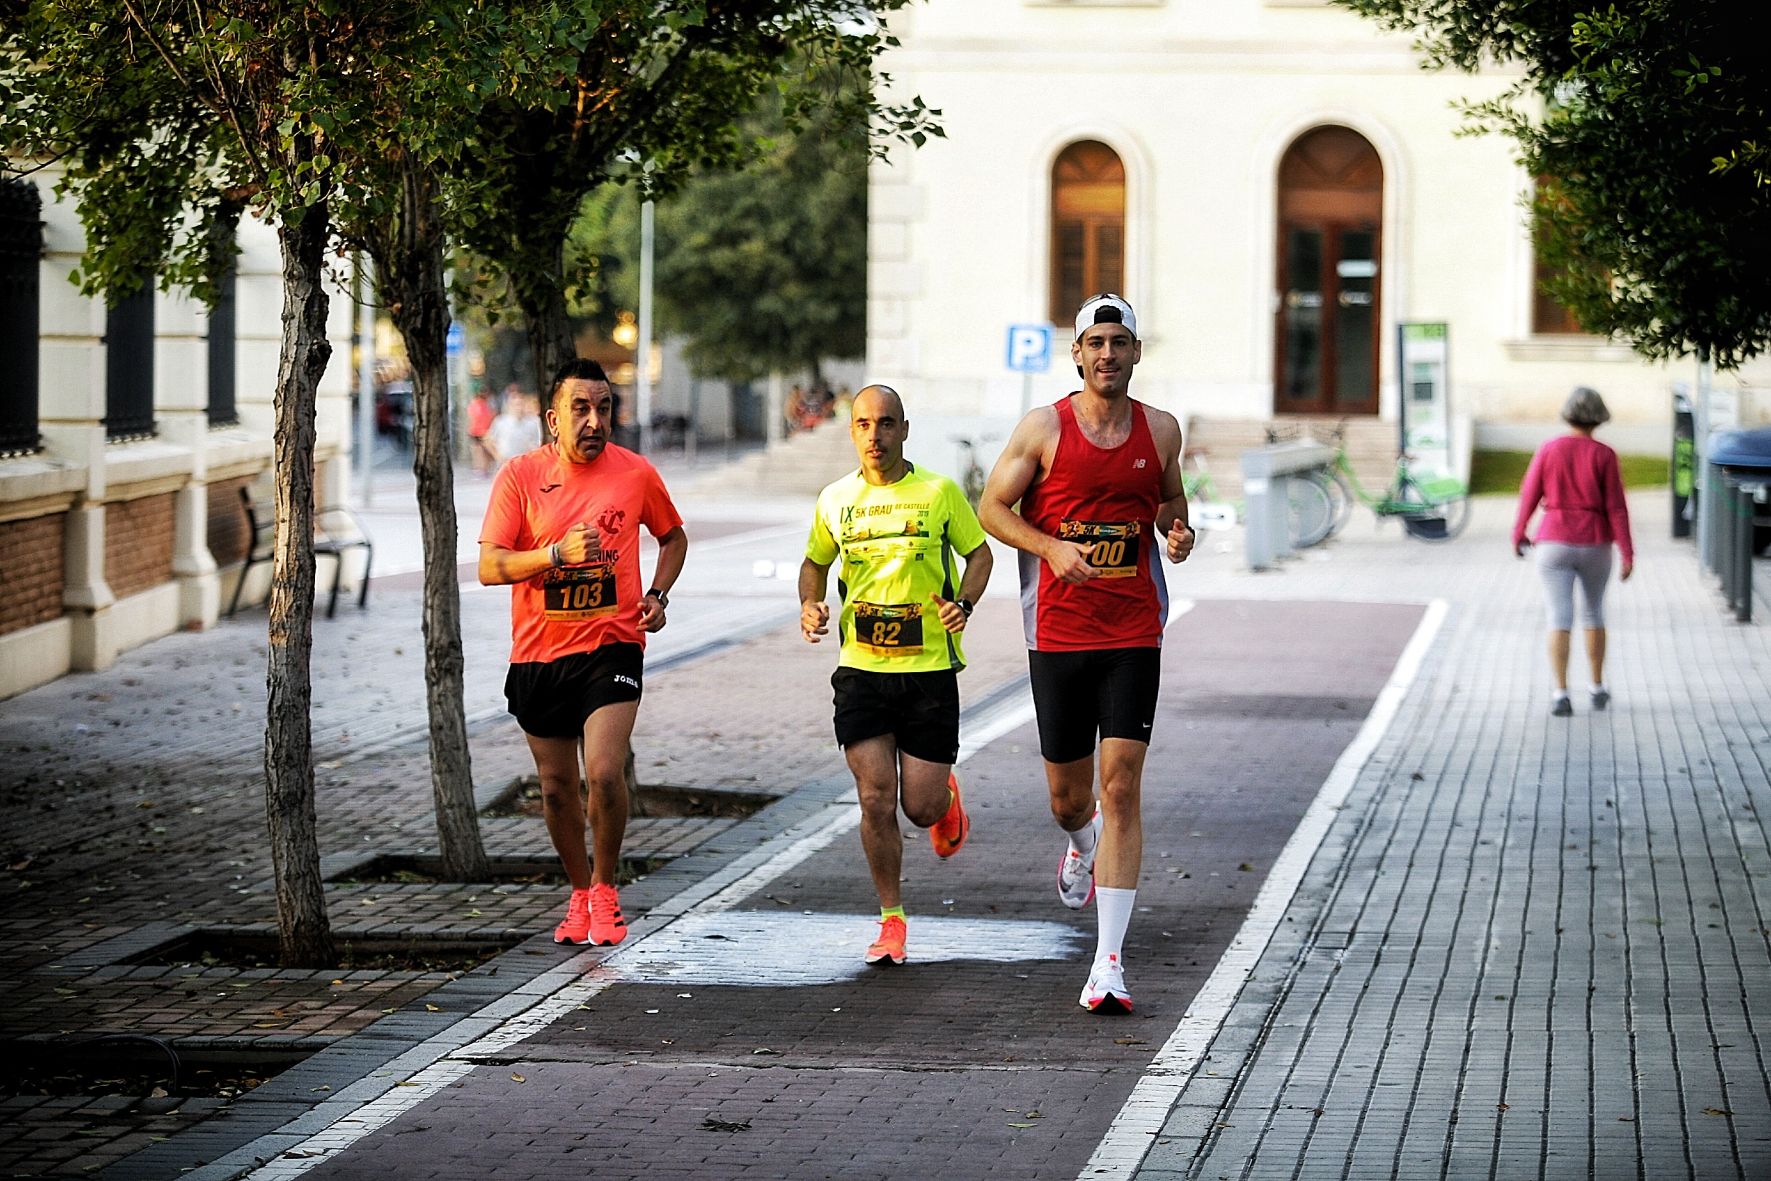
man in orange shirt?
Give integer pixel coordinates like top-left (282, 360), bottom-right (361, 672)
top-left (479, 358), bottom-right (688, 946)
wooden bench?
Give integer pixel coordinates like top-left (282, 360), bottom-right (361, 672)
top-left (226, 486), bottom-right (374, 619)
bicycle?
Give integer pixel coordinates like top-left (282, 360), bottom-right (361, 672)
top-left (1311, 420), bottom-right (1471, 542)
top-left (1252, 428), bottom-right (1340, 549)
top-left (952, 435), bottom-right (994, 508)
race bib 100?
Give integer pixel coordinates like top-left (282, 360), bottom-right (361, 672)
top-left (1060, 519), bottom-right (1142, 578)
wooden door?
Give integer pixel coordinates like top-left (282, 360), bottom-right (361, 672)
top-left (1274, 127), bottom-right (1382, 416)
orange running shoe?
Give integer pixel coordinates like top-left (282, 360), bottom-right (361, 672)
top-left (553, 888), bottom-right (592, 944)
top-left (929, 773), bottom-right (970, 859)
top-left (588, 883), bottom-right (627, 946)
top-left (864, 914), bottom-right (907, 965)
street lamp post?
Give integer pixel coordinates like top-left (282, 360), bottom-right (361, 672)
top-left (637, 195), bottom-right (654, 454)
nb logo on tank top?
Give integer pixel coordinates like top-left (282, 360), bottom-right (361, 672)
top-left (1133, 459), bottom-right (1146, 469)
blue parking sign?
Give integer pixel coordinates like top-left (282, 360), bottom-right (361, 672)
top-left (1006, 324), bottom-right (1053, 373)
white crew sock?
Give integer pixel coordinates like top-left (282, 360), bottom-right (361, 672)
top-left (1551, 688), bottom-right (1570, 703)
top-left (1066, 812), bottom-right (1100, 858)
top-left (1590, 682), bottom-right (1607, 694)
top-left (1094, 886), bottom-right (1136, 965)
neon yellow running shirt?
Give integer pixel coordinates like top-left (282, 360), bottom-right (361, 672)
top-left (806, 464), bottom-right (987, 673)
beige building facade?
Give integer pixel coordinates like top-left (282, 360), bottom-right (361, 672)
top-left (867, 0), bottom-right (1766, 463)
top-left (0, 168), bottom-right (358, 700)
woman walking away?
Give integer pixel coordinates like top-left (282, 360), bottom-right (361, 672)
top-left (1512, 386), bottom-right (1635, 717)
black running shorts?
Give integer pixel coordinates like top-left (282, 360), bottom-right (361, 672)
top-left (830, 666), bottom-right (960, 766)
top-left (1027, 647), bottom-right (1161, 764)
top-left (504, 643), bottom-right (643, 739)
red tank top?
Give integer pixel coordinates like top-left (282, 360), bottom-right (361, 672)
top-left (1018, 395), bottom-right (1168, 651)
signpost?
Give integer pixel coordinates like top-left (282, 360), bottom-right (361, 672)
top-left (1396, 322), bottom-right (1452, 478)
top-left (1006, 323), bottom-right (1053, 414)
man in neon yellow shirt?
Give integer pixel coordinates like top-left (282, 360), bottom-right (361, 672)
top-left (800, 385), bottom-right (994, 966)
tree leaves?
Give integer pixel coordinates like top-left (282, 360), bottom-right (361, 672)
top-left (1339, 0), bottom-right (1771, 368)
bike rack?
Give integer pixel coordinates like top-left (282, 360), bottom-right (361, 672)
top-left (1240, 440), bottom-right (1334, 571)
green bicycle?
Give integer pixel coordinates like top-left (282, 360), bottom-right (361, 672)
top-left (1311, 421), bottom-right (1471, 542)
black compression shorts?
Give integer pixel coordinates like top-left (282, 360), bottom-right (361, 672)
top-left (1027, 647), bottom-right (1161, 764)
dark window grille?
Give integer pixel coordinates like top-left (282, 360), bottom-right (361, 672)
top-left (0, 178), bottom-right (42, 456)
top-left (207, 259), bottom-right (238, 426)
top-left (105, 280), bottom-right (156, 441)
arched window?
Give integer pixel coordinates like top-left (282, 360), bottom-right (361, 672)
top-left (1274, 126), bottom-right (1383, 416)
top-left (1050, 141), bottom-right (1125, 326)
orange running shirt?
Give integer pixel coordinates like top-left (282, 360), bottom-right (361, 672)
top-left (479, 444), bottom-right (683, 664)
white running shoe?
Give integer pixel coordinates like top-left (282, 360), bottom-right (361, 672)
top-left (1057, 812), bottom-right (1102, 909)
top-left (1080, 954), bottom-right (1133, 1013)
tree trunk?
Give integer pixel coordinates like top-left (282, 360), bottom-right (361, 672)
top-left (514, 261), bottom-right (573, 444)
top-left (379, 166), bottom-right (490, 881)
top-left (266, 204), bottom-right (336, 968)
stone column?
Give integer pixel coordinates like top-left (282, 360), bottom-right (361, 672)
top-left (157, 287), bottom-right (219, 627)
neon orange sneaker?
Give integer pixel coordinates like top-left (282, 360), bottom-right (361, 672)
top-left (864, 914), bottom-right (907, 965)
top-left (929, 773), bottom-right (969, 859)
top-left (553, 888), bottom-right (592, 944)
top-left (588, 883), bottom-right (627, 946)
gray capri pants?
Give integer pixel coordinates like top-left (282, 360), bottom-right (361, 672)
top-left (1535, 541), bottom-right (1613, 630)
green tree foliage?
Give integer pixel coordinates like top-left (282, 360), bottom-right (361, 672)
top-left (3, 0), bottom-right (369, 965)
top-left (1, 0), bottom-right (525, 954)
top-left (1340, 0), bottom-right (1771, 368)
top-left (447, 2), bottom-right (937, 398)
top-left (582, 78), bottom-right (870, 383)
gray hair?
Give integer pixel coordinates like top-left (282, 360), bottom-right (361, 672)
top-left (1561, 386), bottom-right (1610, 427)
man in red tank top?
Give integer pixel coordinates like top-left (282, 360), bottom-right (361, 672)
top-left (980, 294), bottom-right (1194, 1014)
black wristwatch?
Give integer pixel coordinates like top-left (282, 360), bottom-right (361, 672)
top-left (957, 597), bottom-right (974, 618)
top-left (646, 587), bottom-right (669, 608)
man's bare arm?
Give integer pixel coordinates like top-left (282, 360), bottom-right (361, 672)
top-left (978, 409), bottom-right (1097, 584)
top-left (1147, 409), bottom-right (1194, 562)
top-left (637, 526), bottom-right (689, 632)
top-left (478, 519), bottom-right (599, 586)
top-left (798, 558), bottom-right (832, 642)
top-left (930, 540), bottom-right (995, 633)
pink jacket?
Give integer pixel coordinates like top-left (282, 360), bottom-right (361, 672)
top-left (1512, 434), bottom-right (1634, 564)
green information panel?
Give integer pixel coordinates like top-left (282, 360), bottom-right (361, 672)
top-left (1397, 322), bottom-right (1451, 478)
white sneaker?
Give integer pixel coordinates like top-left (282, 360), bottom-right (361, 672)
top-left (1080, 954), bottom-right (1133, 1013)
top-left (1057, 812), bottom-right (1102, 909)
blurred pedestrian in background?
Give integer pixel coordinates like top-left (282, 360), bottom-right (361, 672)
top-left (466, 387), bottom-right (497, 477)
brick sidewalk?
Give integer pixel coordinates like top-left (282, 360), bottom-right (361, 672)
top-left (1120, 494), bottom-right (1771, 1179)
top-left (6, 484), bottom-right (1768, 1180)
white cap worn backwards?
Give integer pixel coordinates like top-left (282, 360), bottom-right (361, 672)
top-left (1074, 293), bottom-right (1137, 341)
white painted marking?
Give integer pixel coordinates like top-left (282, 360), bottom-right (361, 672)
top-left (614, 911), bottom-right (1081, 986)
top-left (1077, 598), bottom-right (1448, 1180)
top-left (239, 677), bottom-right (1045, 1179)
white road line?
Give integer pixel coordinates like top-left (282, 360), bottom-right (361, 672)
top-left (240, 671), bottom-right (1042, 1179)
top-left (1077, 598), bottom-right (1448, 1181)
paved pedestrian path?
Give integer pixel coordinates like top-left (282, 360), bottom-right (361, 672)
top-left (3, 467), bottom-right (1768, 1181)
top-left (1111, 494), bottom-right (1771, 1180)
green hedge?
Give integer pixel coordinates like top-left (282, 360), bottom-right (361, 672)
top-left (1470, 449), bottom-right (1668, 496)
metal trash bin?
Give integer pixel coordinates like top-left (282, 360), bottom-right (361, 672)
top-left (1703, 427), bottom-right (1771, 621)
